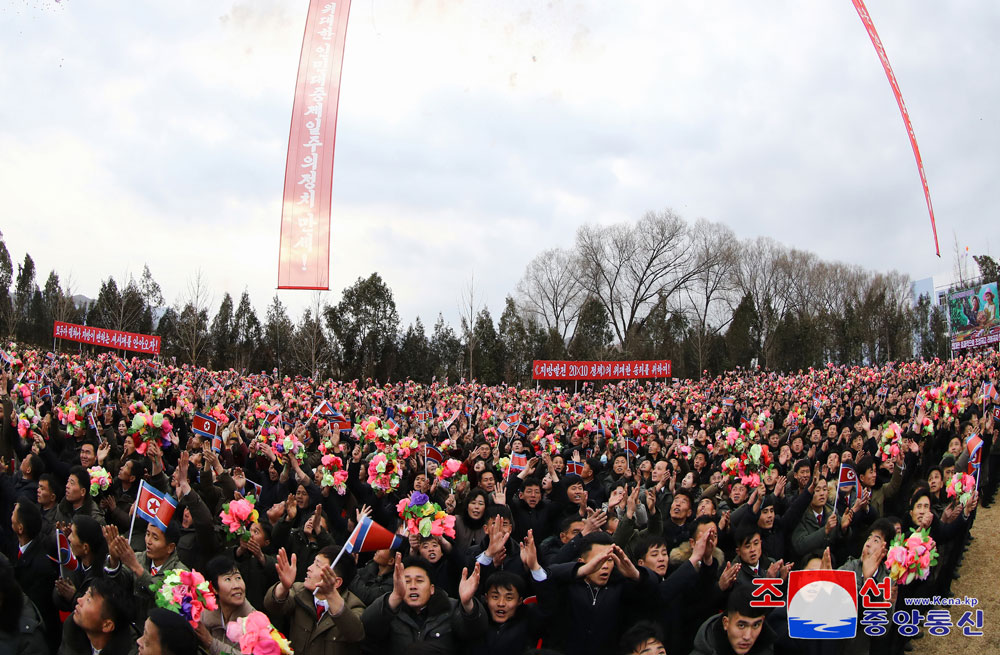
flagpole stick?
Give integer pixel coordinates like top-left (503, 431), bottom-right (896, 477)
top-left (329, 539), bottom-right (351, 569)
top-left (56, 528), bottom-right (63, 579)
top-left (128, 481), bottom-right (142, 543)
top-left (330, 523), bottom-right (360, 569)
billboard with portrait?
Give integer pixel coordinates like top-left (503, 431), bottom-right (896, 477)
top-left (948, 282), bottom-right (1000, 351)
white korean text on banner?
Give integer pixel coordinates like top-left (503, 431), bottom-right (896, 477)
top-left (532, 360), bottom-right (672, 381)
top-left (277, 0), bottom-right (352, 289)
top-left (53, 321), bottom-right (161, 355)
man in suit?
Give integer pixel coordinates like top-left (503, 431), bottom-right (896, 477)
top-left (791, 479), bottom-right (843, 562)
top-left (730, 523), bottom-right (791, 593)
top-left (11, 500), bottom-right (60, 652)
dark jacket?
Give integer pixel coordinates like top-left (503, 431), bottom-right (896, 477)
top-left (12, 538), bottom-right (59, 651)
top-left (58, 620), bottom-right (138, 655)
top-left (360, 588), bottom-right (488, 655)
top-left (349, 561), bottom-right (393, 607)
top-left (547, 561), bottom-right (658, 655)
top-left (0, 590), bottom-right (48, 655)
top-left (263, 582), bottom-right (366, 655)
top-left (690, 613), bottom-right (776, 655)
top-left (53, 495), bottom-right (106, 527)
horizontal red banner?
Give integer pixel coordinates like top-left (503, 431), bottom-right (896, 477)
top-left (53, 321), bottom-right (161, 355)
top-left (532, 360), bottom-right (671, 380)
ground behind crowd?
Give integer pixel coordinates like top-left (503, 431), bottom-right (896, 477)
top-left (917, 502), bottom-right (999, 653)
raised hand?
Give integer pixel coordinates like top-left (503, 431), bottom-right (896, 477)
top-left (607, 486), bottom-right (626, 510)
top-left (388, 553), bottom-right (406, 610)
top-left (774, 476), bottom-right (787, 497)
top-left (576, 548), bottom-right (614, 580)
top-left (54, 577), bottom-right (76, 601)
top-left (718, 561), bottom-right (740, 591)
top-left (520, 529), bottom-right (540, 571)
top-left (311, 504), bottom-right (323, 535)
top-left (316, 566), bottom-right (345, 614)
top-left (485, 517), bottom-right (511, 559)
top-left (458, 563), bottom-right (481, 611)
top-left (610, 544), bottom-right (640, 580)
top-left (492, 482), bottom-right (507, 506)
top-left (625, 485), bottom-right (640, 519)
top-left (275, 547), bottom-right (298, 597)
top-left (285, 493), bottom-right (298, 522)
top-left (581, 508), bottom-right (608, 536)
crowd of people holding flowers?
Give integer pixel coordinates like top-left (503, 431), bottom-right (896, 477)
top-left (0, 344), bottom-right (997, 655)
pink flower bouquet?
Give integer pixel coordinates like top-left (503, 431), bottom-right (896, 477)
top-left (226, 611), bottom-right (293, 655)
top-left (219, 495), bottom-right (259, 542)
top-left (152, 569), bottom-right (218, 627)
top-left (87, 466), bottom-right (112, 496)
top-left (945, 472), bottom-right (976, 506)
top-left (885, 528), bottom-right (938, 585)
top-left (878, 422), bottom-right (902, 461)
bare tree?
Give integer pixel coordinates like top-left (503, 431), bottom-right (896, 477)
top-left (458, 273), bottom-right (484, 380)
top-left (682, 220), bottom-right (738, 376)
top-left (575, 209), bottom-right (702, 355)
top-left (292, 291), bottom-right (333, 380)
top-left (53, 274), bottom-right (77, 350)
top-left (952, 233), bottom-right (975, 290)
top-left (174, 270), bottom-right (212, 365)
top-left (731, 236), bottom-right (790, 368)
top-left (516, 248), bottom-right (584, 342)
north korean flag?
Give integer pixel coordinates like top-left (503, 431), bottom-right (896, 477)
top-left (134, 481), bottom-right (178, 532)
top-left (314, 400), bottom-right (338, 419)
top-left (624, 438), bottom-right (640, 458)
top-left (967, 434), bottom-right (983, 470)
top-left (192, 413), bottom-right (219, 440)
top-left (80, 392), bottom-right (100, 408)
top-left (515, 422), bottom-right (529, 438)
top-left (424, 445), bottom-right (444, 467)
top-left (508, 452), bottom-right (528, 473)
top-left (838, 463), bottom-right (860, 498)
top-left (565, 460), bottom-right (585, 476)
top-left (49, 529), bottom-right (79, 572)
top-left (113, 359), bottom-right (127, 376)
top-left (345, 517), bottom-right (403, 554)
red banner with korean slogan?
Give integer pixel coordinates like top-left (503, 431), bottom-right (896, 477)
top-left (532, 360), bottom-right (672, 381)
top-left (53, 321), bottom-right (161, 355)
top-left (277, 0), bottom-right (352, 289)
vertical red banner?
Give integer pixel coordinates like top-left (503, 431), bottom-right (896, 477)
top-left (851, 0), bottom-right (939, 257)
top-left (278, 0), bottom-right (352, 289)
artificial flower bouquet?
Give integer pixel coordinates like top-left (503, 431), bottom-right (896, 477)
top-left (151, 569), bottom-right (218, 627)
top-left (396, 491), bottom-right (456, 538)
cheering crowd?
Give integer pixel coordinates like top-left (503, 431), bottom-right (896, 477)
top-left (0, 347), bottom-right (997, 655)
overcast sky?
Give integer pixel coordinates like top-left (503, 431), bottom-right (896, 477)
top-left (2, 0), bottom-right (997, 330)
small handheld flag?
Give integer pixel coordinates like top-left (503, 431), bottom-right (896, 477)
top-left (565, 460), bottom-right (585, 477)
top-left (624, 438), bottom-right (640, 459)
top-left (191, 413), bottom-right (219, 440)
top-left (838, 463), bottom-right (860, 499)
top-left (113, 359), bottom-right (127, 376)
top-left (50, 528), bottom-right (79, 576)
top-left (505, 452), bottom-right (528, 480)
top-left (966, 434), bottom-right (983, 475)
top-left (424, 445), bottom-right (444, 474)
top-left (134, 480), bottom-right (178, 533)
top-left (80, 392), bottom-right (100, 408)
top-left (346, 516), bottom-right (403, 554)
